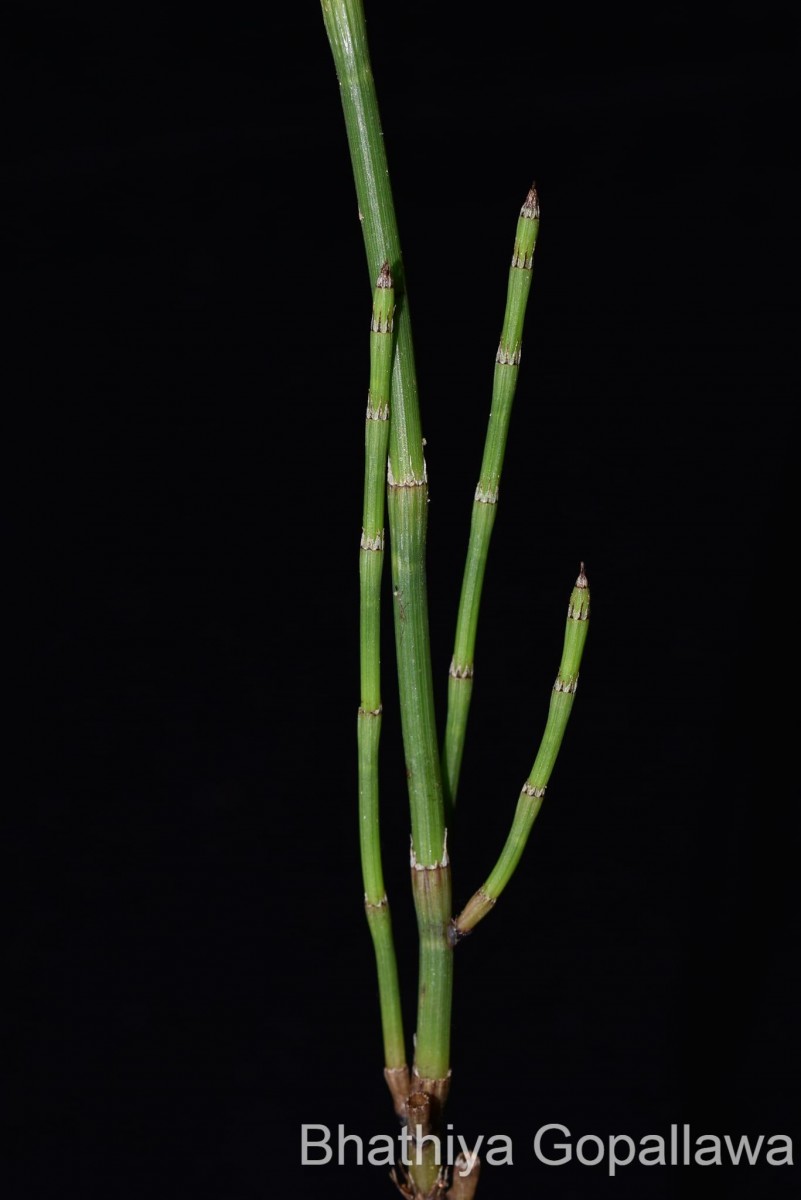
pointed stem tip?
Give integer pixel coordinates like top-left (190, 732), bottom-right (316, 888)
top-left (377, 260), bottom-right (393, 288)
top-left (576, 562), bottom-right (588, 588)
top-left (521, 182), bottom-right (540, 220)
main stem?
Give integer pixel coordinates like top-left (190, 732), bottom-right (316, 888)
top-left (321, 0), bottom-right (453, 1143)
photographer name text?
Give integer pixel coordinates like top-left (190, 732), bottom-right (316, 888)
top-left (301, 1123), bottom-right (793, 1177)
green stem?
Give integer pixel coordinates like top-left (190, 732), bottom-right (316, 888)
top-left (321, 0), bottom-right (452, 1105)
top-left (320, 0), bottom-right (424, 482)
top-left (443, 186), bottom-right (540, 822)
top-left (359, 265), bottom-right (406, 1077)
top-left (452, 566), bottom-right (590, 938)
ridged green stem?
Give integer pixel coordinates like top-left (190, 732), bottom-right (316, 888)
top-left (321, 0), bottom-right (452, 1106)
top-left (453, 567), bottom-right (590, 937)
top-left (359, 265), bottom-right (406, 1073)
top-left (443, 186), bottom-right (540, 821)
top-left (320, 0), bottom-right (424, 483)
top-left (386, 476), bottom-right (451, 1083)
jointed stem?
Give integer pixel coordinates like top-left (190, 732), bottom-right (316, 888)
top-left (453, 567), bottom-right (590, 938)
top-left (359, 265), bottom-right (407, 1081)
top-left (322, 13), bottom-right (591, 1200)
top-left (320, 0), bottom-right (425, 484)
top-left (322, 0), bottom-right (452, 1128)
top-left (442, 186), bottom-right (540, 821)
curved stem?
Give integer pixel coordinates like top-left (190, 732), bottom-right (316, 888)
top-left (453, 566), bottom-right (590, 938)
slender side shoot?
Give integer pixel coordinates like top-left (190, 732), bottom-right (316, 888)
top-left (358, 264), bottom-right (409, 1110)
top-left (443, 185), bottom-right (541, 820)
top-left (452, 565), bottom-right (590, 938)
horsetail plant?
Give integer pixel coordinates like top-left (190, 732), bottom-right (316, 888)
top-left (321, 2), bottom-right (590, 1197)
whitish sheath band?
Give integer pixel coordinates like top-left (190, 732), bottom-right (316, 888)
top-left (496, 344), bottom-right (522, 366)
top-left (366, 402), bottom-right (389, 421)
top-left (449, 660), bottom-right (474, 680)
top-left (521, 783), bottom-right (546, 798)
top-left (474, 485), bottom-right (499, 505)
top-left (360, 530), bottom-right (384, 551)
top-left (387, 459), bottom-right (427, 488)
top-left (410, 831), bottom-right (449, 870)
top-left (553, 676), bottom-right (579, 695)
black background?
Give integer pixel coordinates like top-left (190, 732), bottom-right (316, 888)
top-left (11, 2), bottom-right (800, 1198)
